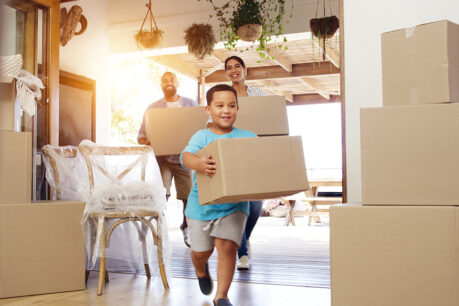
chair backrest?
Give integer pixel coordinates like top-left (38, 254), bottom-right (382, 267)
top-left (77, 141), bottom-right (158, 189)
top-left (41, 145), bottom-right (78, 200)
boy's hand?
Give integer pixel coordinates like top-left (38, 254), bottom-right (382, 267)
top-left (199, 154), bottom-right (216, 176)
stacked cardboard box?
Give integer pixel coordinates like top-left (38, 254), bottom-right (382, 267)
top-left (0, 92), bottom-right (86, 296)
top-left (331, 20), bottom-right (459, 306)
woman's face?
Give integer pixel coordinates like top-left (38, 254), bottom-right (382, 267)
top-left (225, 58), bottom-right (247, 84)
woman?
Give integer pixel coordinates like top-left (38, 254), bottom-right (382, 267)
top-left (224, 55), bottom-right (265, 271)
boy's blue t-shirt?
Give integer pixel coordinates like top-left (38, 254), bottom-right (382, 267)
top-left (180, 128), bottom-right (257, 221)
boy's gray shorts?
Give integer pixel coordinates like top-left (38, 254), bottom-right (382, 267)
top-left (187, 211), bottom-right (248, 252)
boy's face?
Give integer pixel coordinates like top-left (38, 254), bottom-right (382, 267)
top-left (206, 90), bottom-right (238, 134)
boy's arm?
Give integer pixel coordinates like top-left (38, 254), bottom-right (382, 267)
top-left (182, 152), bottom-right (216, 176)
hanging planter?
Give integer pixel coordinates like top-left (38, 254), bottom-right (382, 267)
top-left (184, 23), bottom-right (217, 60)
top-left (134, 0), bottom-right (164, 50)
top-left (310, 15), bottom-right (339, 39)
top-left (309, 0), bottom-right (339, 61)
top-left (198, 0), bottom-right (293, 60)
top-left (236, 24), bottom-right (262, 42)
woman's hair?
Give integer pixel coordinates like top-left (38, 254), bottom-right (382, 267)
top-left (206, 84), bottom-right (238, 106)
top-left (224, 56), bottom-right (246, 70)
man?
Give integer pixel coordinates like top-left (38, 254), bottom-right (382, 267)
top-left (138, 71), bottom-right (198, 247)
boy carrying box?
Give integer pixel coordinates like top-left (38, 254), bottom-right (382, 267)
top-left (180, 84), bottom-right (256, 306)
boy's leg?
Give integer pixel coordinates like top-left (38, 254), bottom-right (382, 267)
top-left (191, 249), bottom-right (213, 278)
top-left (214, 238), bottom-right (238, 302)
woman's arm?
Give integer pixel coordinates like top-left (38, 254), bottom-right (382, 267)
top-left (182, 152), bottom-right (216, 176)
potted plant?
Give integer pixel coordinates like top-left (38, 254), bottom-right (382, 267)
top-left (134, 0), bottom-right (164, 49)
top-left (309, 0), bottom-right (339, 61)
top-left (184, 23), bottom-right (217, 60)
top-left (199, 0), bottom-right (292, 59)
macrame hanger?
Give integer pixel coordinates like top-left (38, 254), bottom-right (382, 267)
top-left (139, 0), bottom-right (158, 33)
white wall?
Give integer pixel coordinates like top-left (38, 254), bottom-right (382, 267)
top-left (60, 0), bottom-right (111, 144)
top-left (343, 0), bottom-right (459, 203)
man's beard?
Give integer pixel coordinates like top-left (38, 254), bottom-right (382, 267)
top-left (163, 87), bottom-right (177, 98)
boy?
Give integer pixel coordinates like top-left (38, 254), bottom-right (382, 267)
top-left (180, 84), bottom-right (256, 306)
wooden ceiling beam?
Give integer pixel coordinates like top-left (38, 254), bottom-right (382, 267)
top-left (149, 55), bottom-right (200, 80)
top-left (292, 94), bottom-right (341, 105)
top-left (313, 38), bottom-right (340, 68)
top-left (300, 77), bottom-right (331, 100)
top-left (262, 47), bottom-right (292, 72)
top-left (205, 62), bottom-right (340, 83)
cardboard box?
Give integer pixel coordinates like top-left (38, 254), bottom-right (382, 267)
top-left (145, 106), bottom-right (208, 156)
top-left (382, 20), bottom-right (459, 106)
top-left (0, 131), bottom-right (32, 204)
top-left (145, 96), bottom-right (289, 156)
top-left (236, 95), bottom-right (289, 136)
top-left (330, 204), bottom-right (459, 306)
top-left (196, 136), bottom-right (309, 205)
top-left (0, 201), bottom-right (86, 298)
top-left (0, 79), bottom-right (15, 130)
top-left (361, 104), bottom-right (459, 205)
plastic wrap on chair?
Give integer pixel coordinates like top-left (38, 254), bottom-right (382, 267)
top-left (41, 145), bottom-right (81, 200)
top-left (77, 140), bottom-right (171, 284)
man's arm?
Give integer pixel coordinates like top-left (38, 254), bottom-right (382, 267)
top-left (182, 152), bottom-right (216, 176)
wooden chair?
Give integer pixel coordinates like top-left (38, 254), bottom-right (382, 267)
top-left (78, 143), bottom-right (169, 295)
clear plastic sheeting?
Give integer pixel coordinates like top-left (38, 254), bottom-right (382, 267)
top-left (76, 140), bottom-right (171, 286)
top-left (41, 145), bottom-right (79, 200)
top-left (41, 140), bottom-right (171, 285)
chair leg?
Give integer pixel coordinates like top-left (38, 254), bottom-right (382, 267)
top-left (140, 222), bottom-right (151, 279)
top-left (97, 217), bottom-right (106, 295)
top-left (105, 270), bottom-right (109, 283)
top-left (85, 270), bottom-right (90, 284)
top-left (154, 218), bottom-right (169, 289)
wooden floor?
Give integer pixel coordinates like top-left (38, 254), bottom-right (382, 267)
top-left (0, 273), bottom-right (331, 306)
top-left (0, 210), bottom-right (332, 306)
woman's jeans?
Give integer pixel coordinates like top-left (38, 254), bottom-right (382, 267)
top-left (238, 200), bottom-right (263, 258)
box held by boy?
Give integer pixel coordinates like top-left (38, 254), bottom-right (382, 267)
top-left (196, 136), bottom-right (309, 205)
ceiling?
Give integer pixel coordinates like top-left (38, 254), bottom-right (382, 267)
top-left (109, 0), bottom-right (341, 104)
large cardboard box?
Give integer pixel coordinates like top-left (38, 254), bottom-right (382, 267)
top-left (145, 95), bottom-right (289, 156)
top-left (0, 79), bottom-right (15, 130)
top-left (145, 106), bottom-right (208, 156)
top-left (330, 204), bottom-right (459, 306)
top-left (0, 131), bottom-right (32, 204)
top-left (0, 201), bottom-right (86, 298)
top-left (236, 95), bottom-right (289, 135)
top-left (196, 136), bottom-right (309, 205)
top-left (361, 104), bottom-right (459, 205)
top-left (382, 20), bottom-right (459, 106)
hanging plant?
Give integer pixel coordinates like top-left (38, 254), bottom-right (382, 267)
top-left (198, 0), bottom-right (293, 60)
top-left (134, 0), bottom-right (164, 49)
top-left (309, 0), bottom-right (339, 61)
top-left (184, 23), bottom-right (217, 60)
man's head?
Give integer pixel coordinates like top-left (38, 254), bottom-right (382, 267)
top-left (160, 72), bottom-right (178, 98)
top-left (206, 84), bottom-right (239, 133)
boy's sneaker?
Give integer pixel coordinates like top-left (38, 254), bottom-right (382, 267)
top-left (181, 227), bottom-right (191, 248)
top-left (213, 298), bottom-right (233, 306)
top-left (197, 263), bottom-right (213, 295)
top-left (237, 255), bottom-right (250, 270)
